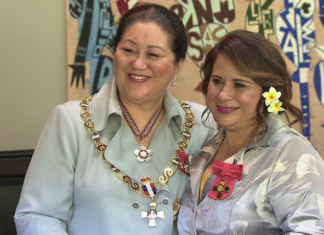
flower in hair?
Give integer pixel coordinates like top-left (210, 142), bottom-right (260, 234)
top-left (262, 87), bottom-right (281, 106)
top-left (268, 102), bottom-right (285, 114)
top-left (262, 87), bottom-right (285, 114)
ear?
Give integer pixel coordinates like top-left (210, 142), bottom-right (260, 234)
top-left (174, 59), bottom-right (183, 76)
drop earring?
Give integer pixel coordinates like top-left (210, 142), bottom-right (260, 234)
top-left (172, 76), bottom-right (177, 87)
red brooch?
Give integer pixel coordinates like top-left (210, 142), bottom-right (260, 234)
top-left (208, 160), bottom-right (243, 200)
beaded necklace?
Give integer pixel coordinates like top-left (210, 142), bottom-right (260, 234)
top-left (118, 96), bottom-right (163, 163)
top-left (80, 95), bottom-right (194, 227)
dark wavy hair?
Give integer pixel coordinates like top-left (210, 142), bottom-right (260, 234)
top-left (201, 30), bottom-right (303, 137)
top-left (113, 4), bottom-right (187, 64)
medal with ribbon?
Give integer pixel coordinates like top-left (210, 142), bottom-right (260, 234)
top-left (208, 160), bottom-right (243, 200)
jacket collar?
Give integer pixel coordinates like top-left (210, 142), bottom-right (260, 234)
top-left (246, 113), bottom-right (286, 150)
top-left (89, 76), bottom-right (183, 132)
top-left (198, 113), bottom-right (286, 164)
top-left (90, 75), bottom-right (121, 132)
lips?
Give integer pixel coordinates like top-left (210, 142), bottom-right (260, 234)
top-left (217, 105), bottom-right (239, 114)
top-left (129, 74), bottom-right (148, 79)
top-left (128, 73), bottom-right (150, 83)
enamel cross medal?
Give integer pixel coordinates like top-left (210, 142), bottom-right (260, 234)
top-left (134, 137), bottom-right (152, 163)
top-left (140, 175), bottom-right (165, 226)
top-left (209, 160), bottom-right (243, 200)
top-left (213, 177), bottom-right (230, 198)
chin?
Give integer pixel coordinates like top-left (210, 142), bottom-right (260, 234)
top-left (123, 89), bottom-right (150, 101)
top-left (217, 122), bottom-right (235, 129)
top-left (215, 117), bottom-right (237, 129)
top-left (126, 95), bottom-right (148, 103)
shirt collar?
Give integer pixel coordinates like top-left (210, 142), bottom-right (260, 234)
top-left (90, 75), bottom-right (121, 132)
top-left (162, 89), bottom-right (183, 127)
top-left (90, 76), bottom-right (183, 132)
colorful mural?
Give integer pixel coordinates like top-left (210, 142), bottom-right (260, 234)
top-left (314, 0), bottom-right (324, 107)
top-left (66, 0), bottom-right (324, 156)
top-left (67, 0), bottom-right (115, 96)
top-left (276, 0), bottom-right (316, 139)
top-left (245, 0), bottom-right (274, 39)
top-left (170, 1), bottom-right (234, 67)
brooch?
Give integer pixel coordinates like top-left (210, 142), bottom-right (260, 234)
top-left (209, 160), bottom-right (243, 200)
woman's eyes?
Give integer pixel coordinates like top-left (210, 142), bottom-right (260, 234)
top-left (212, 79), bottom-right (246, 89)
top-left (212, 78), bottom-right (223, 84)
top-left (148, 53), bottom-right (159, 57)
top-left (122, 49), bottom-right (159, 58)
top-left (234, 83), bottom-right (246, 88)
top-left (123, 48), bottom-right (133, 53)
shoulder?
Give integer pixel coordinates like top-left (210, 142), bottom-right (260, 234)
top-left (268, 125), bottom-right (323, 174)
top-left (278, 134), bottom-right (321, 165)
top-left (52, 100), bottom-right (82, 122)
top-left (184, 101), bottom-right (206, 114)
top-left (270, 125), bottom-right (315, 154)
top-left (182, 101), bottom-right (216, 129)
top-left (44, 100), bottom-right (85, 137)
top-left (60, 100), bottom-right (82, 114)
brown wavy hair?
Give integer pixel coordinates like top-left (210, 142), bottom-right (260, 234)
top-left (201, 30), bottom-right (303, 137)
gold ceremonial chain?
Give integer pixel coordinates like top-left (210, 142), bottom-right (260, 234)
top-left (80, 95), bottom-right (194, 198)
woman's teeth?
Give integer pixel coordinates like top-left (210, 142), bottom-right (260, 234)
top-left (220, 107), bottom-right (238, 110)
top-left (130, 75), bottom-right (148, 80)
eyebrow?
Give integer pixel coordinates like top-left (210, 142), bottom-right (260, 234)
top-left (233, 78), bottom-right (253, 84)
top-left (122, 39), bottom-right (165, 52)
top-left (123, 39), bottom-right (137, 45)
top-left (211, 75), bottom-right (253, 84)
top-left (147, 45), bottom-right (165, 52)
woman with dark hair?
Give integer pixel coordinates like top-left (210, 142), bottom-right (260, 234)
top-left (177, 30), bottom-right (324, 234)
top-left (14, 4), bottom-right (215, 235)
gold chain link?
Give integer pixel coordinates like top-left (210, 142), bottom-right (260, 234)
top-left (80, 95), bottom-right (194, 198)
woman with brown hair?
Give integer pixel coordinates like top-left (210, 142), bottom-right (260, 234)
top-left (177, 30), bottom-right (324, 234)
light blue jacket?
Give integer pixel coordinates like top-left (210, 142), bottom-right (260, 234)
top-left (14, 76), bottom-right (216, 235)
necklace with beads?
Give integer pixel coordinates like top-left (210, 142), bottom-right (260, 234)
top-left (80, 95), bottom-right (194, 227)
top-left (118, 96), bottom-right (163, 163)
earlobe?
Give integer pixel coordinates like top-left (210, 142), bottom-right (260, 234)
top-left (171, 60), bottom-right (183, 87)
top-left (175, 59), bottom-right (183, 75)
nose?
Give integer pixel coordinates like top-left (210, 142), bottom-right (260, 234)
top-left (217, 84), bottom-right (233, 101)
top-left (132, 54), bottom-right (147, 70)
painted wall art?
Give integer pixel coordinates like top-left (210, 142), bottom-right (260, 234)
top-left (66, 0), bottom-right (324, 156)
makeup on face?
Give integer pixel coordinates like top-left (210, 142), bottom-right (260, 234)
top-left (207, 53), bottom-right (262, 130)
top-left (113, 23), bottom-right (180, 104)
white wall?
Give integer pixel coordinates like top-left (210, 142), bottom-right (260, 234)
top-left (0, 1), bottom-right (67, 151)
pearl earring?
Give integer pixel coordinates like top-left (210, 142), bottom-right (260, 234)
top-left (172, 76), bottom-right (177, 87)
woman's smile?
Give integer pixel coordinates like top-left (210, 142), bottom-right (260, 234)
top-left (128, 73), bottom-right (150, 83)
top-left (217, 105), bottom-right (239, 114)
